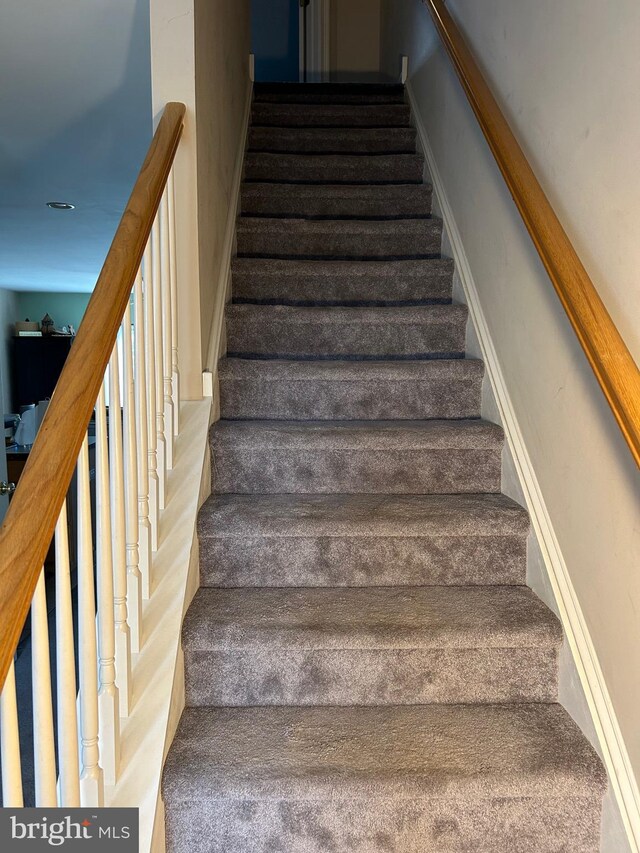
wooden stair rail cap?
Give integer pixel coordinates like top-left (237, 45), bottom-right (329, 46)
top-left (422, 0), bottom-right (640, 468)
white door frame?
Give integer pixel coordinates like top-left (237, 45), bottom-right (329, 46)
top-left (299, 0), bottom-right (331, 83)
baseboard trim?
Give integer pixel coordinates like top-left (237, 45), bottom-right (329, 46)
top-left (204, 71), bottom-right (253, 384)
top-left (405, 78), bottom-right (640, 852)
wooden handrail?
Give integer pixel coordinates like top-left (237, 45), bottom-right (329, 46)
top-left (0, 102), bottom-right (186, 691)
top-left (422, 0), bottom-right (640, 468)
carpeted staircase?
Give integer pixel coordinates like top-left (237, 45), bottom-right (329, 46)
top-left (163, 82), bottom-right (606, 852)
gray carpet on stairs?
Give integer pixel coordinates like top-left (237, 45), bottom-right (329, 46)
top-left (245, 152), bottom-right (425, 183)
top-left (162, 81), bottom-right (605, 852)
top-left (231, 257), bottom-right (453, 305)
top-left (251, 102), bottom-right (412, 127)
top-left (218, 357), bottom-right (484, 420)
top-left (248, 126), bottom-right (418, 154)
top-left (197, 493), bottom-right (530, 588)
top-left (236, 218), bottom-right (443, 260)
top-left (241, 183), bottom-right (433, 219)
top-left (225, 304), bottom-right (467, 360)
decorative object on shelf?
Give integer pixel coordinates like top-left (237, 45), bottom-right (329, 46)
top-left (40, 313), bottom-right (54, 335)
top-left (14, 320), bottom-right (41, 337)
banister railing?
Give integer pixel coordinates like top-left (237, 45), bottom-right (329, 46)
top-left (0, 101), bottom-right (186, 806)
top-left (422, 0), bottom-right (640, 468)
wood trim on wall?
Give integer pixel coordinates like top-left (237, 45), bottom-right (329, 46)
top-left (422, 0), bottom-right (640, 469)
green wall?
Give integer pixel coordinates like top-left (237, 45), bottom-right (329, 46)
top-left (15, 292), bottom-right (91, 333)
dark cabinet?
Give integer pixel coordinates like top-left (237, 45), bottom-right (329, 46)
top-left (11, 335), bottom-right (74, 409)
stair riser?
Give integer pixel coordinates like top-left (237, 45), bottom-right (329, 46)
top-left (241, 184), bottom-right (432, 219)
top-left (231, 260), bottom-right (452, 305)
top-left (252, 103), bottom-right (411, 127)
top-left (244, 154), bottom-right (424, 184)
top-left (184, 647), bottom-right (558, 706)
top-left (226, 316), bottom-right (466, 360)
top-left (254, 95), bottom-right (406, 106)
top-left (165, 796), bottom-right (602, 853)
top-left (219, 378), bottom-right (481, 420)
top-left (199, 534), bottom-right (527, 587)
top-left (210, 448), bottom-right (502, 494)
top-left (248, 127), bottom-right (416, 154)
top-left (236, 222), bottom-right (442, 259)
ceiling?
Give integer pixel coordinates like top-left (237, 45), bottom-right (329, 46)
top-left (0, 0), bottom-right (152, 293)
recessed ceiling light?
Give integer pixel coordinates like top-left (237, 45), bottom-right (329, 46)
top-left (46, 201), bottom-right (75, 210)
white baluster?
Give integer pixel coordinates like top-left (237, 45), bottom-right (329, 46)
top-left (1, 660), bottom-right (24, 807)
top-left (95, 384), bottom-right (120, 786)
top-left (134, 268), bottom-right (156, 575)
top-left (151, 217), bottom-right (167, 506)
top-left (109, 345), bottom-right (132, 717)
top-left (161, 189), bottom-right (175, 468)
top-left (32, 567), bottom-right (57, 806)
top-left (168, 168), bottom-right (180, 436)
top-left (77, 436), bottom-right (104, 806)
top-left (122, 301), bottom-right (143, 645)
top-left (143, 242), bottom-right (161, 543)
top-left (55, 501), bottom-right (80, 806)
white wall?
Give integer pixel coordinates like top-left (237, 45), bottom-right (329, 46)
top-left (150, 0), bottom-right (251, 398)
top-left (381, 0), bottom-right (640, 839)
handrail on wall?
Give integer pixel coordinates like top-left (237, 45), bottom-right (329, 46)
top-left (422, 0), bottom-right (640, 468)
top-left (0, 102), bottom-right (186, 692)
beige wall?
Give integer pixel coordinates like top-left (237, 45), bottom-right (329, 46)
top-left (381, 0), bottom-right (640, 833)
top-left (194, 0), bottom-right (251, 366)
top-left (330, 0), bottom-right (381, 80)
top-left (150, 0), bottom-right (250, 398)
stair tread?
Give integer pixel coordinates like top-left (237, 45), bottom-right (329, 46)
top-left (242, 181), bottom-right (432, 199)
top-left (242, 182), bottom-right (432, 200)
top-left (241, 181), bottom-right (432, 219)
top-left (183, 585), bottom-right (561, 651)
top-left (198, 492), bottom-right (529, 539)
top-left (237, 217), bottom-right (442, 261)
top-left (232, 257), bottom-right (447, 275)
top-left (253, 82), bottom-right (406, 105)
top-left (226, 304), bottom-right (466, 360)
top-left (163, 703), bottom-right (606, 802)
top-left (245, 152), bottom-right (424, 184)
top-left (226, 303), bottom-right (465, 324)
top-left (231, 257), bottom-right (453, 306)
top-left (248, 126), bottom-right (417, 154)
top-left (251, 103), bottom-right (411, 128)
top-left (238, 217), bottom-right (440, 235)
top-left (211, 419), bottom-right (503, 450)
top-left (218, 357), bottom-right (482, 381)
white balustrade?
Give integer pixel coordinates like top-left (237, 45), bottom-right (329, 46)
top-left (32, 568), bottom-right (57, 806)
top-left (0, 149), bottom-right (183, 816)
top-left (77, 436), bottom-right (104, 806)
top-left (143, 242), bottom-right (162, 542)
top-left (95, 384), bottom-right (120, 786)
top-left (54, 501), bottom-right (80, 806)
top-left (151, 218), bottom-right (168, 506)
top-left (109, 346), bottom-right (132, 717)
top-left (122, 301), bottom-right (144, 645)
top-left (168, 168), bottom-right (180, 436)
top-left (0, 660), bottom-right (23, 807)
top-left (161, 188), bottom-right (175, 469)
